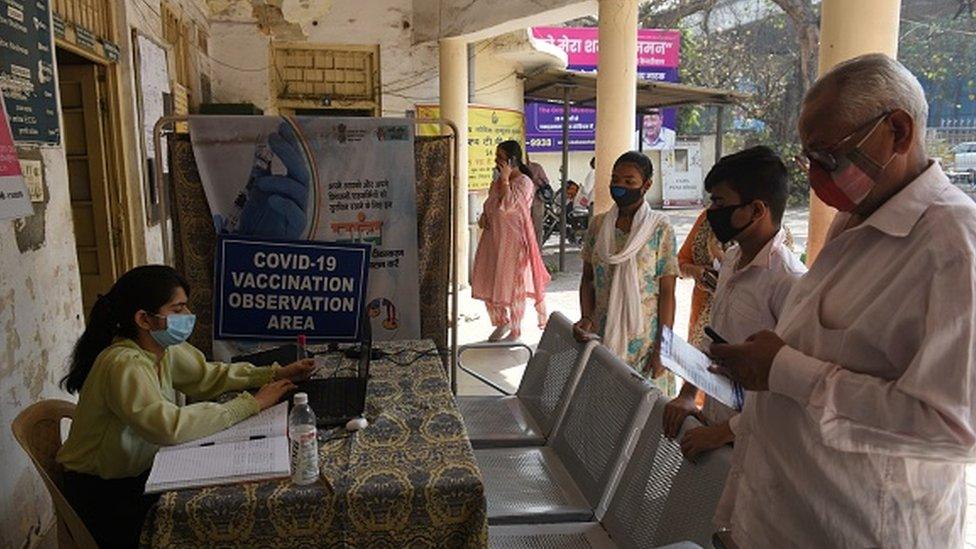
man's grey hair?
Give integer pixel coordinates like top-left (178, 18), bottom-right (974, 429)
top-left (805, 53), bottom-right (928, 139)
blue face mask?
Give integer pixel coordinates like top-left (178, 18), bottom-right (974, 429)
top-left (150, 313), bottom-right (196, 347)
top-left (610, 185), bottom-right (643, 208)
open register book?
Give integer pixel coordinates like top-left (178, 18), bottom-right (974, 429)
top-left (660, 326), bottom-right (744, 411)
top-left (145, 402), bottom-right (291, 494)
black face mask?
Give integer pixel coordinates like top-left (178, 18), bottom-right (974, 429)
top-left (706, 203), bottom-right (754, 243)
top-left (610, 185), bottom-right (644, 209)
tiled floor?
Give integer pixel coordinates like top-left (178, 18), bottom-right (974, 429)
top-left (456, 207), bottom-right (976, 541)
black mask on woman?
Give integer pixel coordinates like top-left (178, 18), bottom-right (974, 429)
top-left (706, 203), bottom-right (754, 243)
top-left (610, 185), bottom-right (644, 209)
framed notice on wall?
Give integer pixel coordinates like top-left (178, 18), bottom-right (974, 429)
top-left (661, 139), bottom-right (704, 209)
top-left (0, 0), bottom-right (60, 144)
top-left (132, 30), bottom-right (172, 224)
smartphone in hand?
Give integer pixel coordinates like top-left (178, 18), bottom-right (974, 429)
top-left (704, 326), bottom-right (727, 344)
top-left (700, 269), bottom-right (719, 291)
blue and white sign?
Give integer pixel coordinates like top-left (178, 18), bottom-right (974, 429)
top-left (214, 236), bottom-right (371, 342)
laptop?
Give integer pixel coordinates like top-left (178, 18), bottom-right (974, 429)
top-left (232, 315), bottom-right (372, 428)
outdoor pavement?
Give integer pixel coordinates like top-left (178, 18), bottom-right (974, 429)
top-left (453, 206), bottom-right (976, 544)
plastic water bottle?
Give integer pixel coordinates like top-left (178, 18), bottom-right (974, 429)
top-left (288, 393), bottom-right (319, 485)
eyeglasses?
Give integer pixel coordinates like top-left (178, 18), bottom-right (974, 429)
top-left (803, 111), bottom-right (891, 172)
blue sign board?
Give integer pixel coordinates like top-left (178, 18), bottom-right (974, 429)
top-left (0, 0), bottom-right (60, 144)
top-left (214, 236), bottom-right (371, 342)
top-left (526, 69), bottom-right (680, 153)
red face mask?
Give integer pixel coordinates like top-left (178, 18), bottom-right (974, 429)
top-left (807, 116), bottom-right (894, 212)
top-left (808, 159), bottom-right (875, 212)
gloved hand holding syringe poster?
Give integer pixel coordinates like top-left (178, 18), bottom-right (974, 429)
top-left (188, 116), bottom-right (420, 358)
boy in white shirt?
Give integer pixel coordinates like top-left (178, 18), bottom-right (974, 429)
top-left (663, 146), bottom-right (806, 458)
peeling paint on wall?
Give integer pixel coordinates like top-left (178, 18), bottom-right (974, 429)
top-left (209, 0), bottom-right (335, 40)
top-left (13, 148), bottom-right (48, 252)
top-left (13, 202), bottom-right (46, 252)
top-left (1, 129), bottom-right (84, 549)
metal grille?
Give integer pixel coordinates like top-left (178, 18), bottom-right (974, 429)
top-left (273, 46), bottom-right (377, 101)
top-left (551, 345), bottom-right (651, 508)
top-left (458, 397), bottom-right (542, 442)
top-left (603, 395), bottom-right (731, 548)
top-left (652, 437), bottom-right (731, 546)
top-left (518, 312), bottom-right (585, 435)
top-left (53, 0), bottom-right (112, 40)
top-left (490, 532), bottom-right (594, 549)
top-left (477, 447), bottom-right (592, 523)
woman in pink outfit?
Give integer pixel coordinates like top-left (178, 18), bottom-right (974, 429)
top-left (472, 140), bottom-right (551, 341)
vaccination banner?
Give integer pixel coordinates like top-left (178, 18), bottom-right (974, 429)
top-left (527, 27), bottom-right (681, 152)
top-left (189, 116), bottom-right (421, 348)
top-left (214, 236), bottom-right (370, 342)
top-left (415, 104), bottom-right (524, 190)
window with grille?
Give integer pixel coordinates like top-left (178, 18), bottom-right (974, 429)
top-left (272, 44), bottom-right (380, 113)
top-left (53, 0), bottom-right (113, 41)
top-left (161, 2), bottom-right (191, 91)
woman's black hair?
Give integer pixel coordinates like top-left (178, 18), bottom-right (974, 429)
top-left (61, 265), bottom-right (190, 393)
top-left (497, 140), bottom-right (533, 179)
top-left (613, 151), bottom-right (654, 182)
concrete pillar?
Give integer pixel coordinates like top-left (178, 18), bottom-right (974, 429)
top-left (440, 37), bottom-right (470, 285)
top-left (806, 0), bottom-right (901, 264)
top-left (593, 0), bottom-right (639, 214)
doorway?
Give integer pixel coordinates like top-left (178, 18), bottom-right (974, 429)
top-left (58, 48), bottom-right (124, 317)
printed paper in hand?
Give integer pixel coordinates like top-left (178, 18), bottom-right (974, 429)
top-left (660, 326), bottom-right (743, 410)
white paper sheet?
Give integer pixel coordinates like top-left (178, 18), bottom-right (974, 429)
top-left (146, 436), bottom-right (290, 493)
top-left (660, 326), bottom-right (743, 410)
top-left (172, 401), bottom-right (288, 449)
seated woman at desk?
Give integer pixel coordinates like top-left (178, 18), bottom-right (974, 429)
top-left (57, 265), bottom-right (314, 548)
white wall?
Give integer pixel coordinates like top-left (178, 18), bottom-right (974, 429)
top-left (0, 148), bottom-right (85, 546)
top-left (209, 21), bottom-right (271, 111)
top-left (472, 42), bottom-right (524, 111)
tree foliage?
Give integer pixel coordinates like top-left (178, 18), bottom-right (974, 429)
top-left (659, 0), bottom-right (974, 205)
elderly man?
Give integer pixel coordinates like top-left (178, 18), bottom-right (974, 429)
top-left (711, 53), bottom-right (976, 546)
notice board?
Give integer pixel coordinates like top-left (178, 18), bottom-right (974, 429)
top-left (415, 104), bottom-right (525, 191)
top-left (0, 0), bottom-right (60, 144)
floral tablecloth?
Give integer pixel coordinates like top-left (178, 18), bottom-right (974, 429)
top-left (141, 340), bottom-right (487, 548)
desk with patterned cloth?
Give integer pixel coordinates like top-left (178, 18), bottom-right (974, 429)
top-left (141, 340), bottom-right (488, 548)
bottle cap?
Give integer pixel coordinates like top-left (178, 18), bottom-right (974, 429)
top-left (294, 392), bottom-right (308, 405)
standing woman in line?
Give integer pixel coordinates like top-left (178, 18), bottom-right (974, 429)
top-left (472, 140), bottom-right (551, 341)
top-left (678, 210), bottom-right (726, 350)
top-left (56, 265), bottom-right (315, 548)
top-left (573, 151), bottom-right (679, 395)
